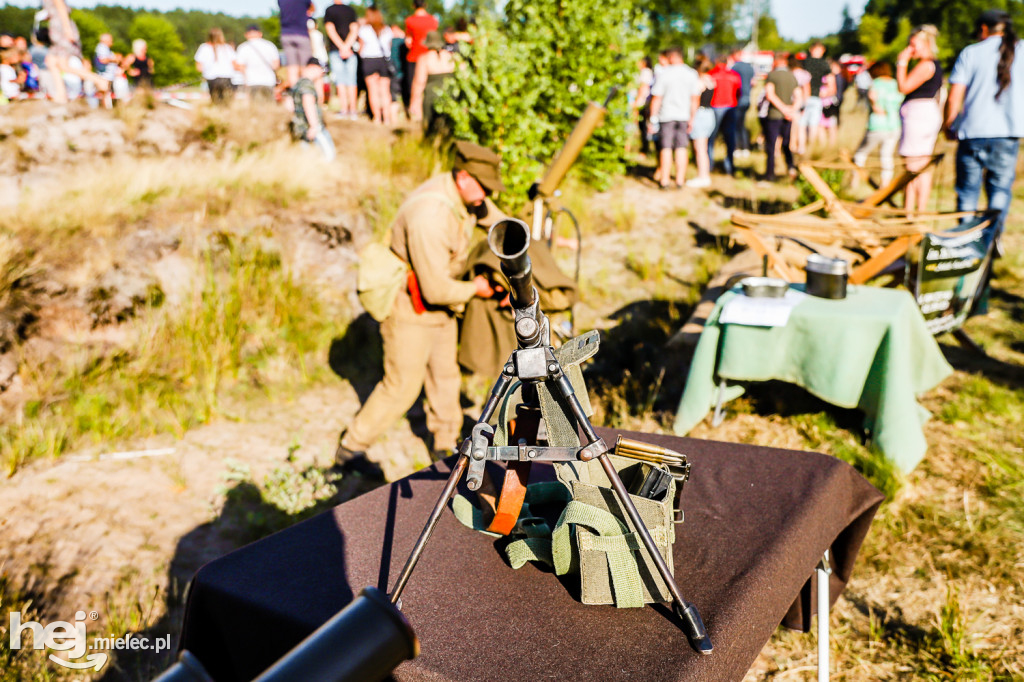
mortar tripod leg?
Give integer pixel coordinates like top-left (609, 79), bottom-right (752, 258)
top-left (389, 455), bottom-right (469, 606)
top-left (597, 452), bottom-right (713, 654)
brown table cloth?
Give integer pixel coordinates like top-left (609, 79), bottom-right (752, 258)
top-left (180, 428), bottom-right (883, 682)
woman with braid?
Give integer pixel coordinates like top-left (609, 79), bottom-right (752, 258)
top-left (944, 9), bottom-right (1024, 239)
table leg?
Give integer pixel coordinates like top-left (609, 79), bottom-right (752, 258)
top-left (817, 550), bottom-right (832, 682)
top-left (712, 379), bottom-right (727, 427)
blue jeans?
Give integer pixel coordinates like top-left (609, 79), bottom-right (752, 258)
top-left (708, 106), bottom-right (736, 175)
top-left (955, 137), bottom-right (1021, 236)
top-left (328, 51), bottom-right (358, 87)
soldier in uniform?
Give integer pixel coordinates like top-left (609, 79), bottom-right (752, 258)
top-left (335, 141), bottom-right (509, 478)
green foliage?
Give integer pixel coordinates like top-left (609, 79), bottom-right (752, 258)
top-left (436, 0), bottom-right (643, 203)
top-left (69, 9), bottom-right (112, 63)
top-left (858, 15), bottom-right (914, 63)
top-left (352, 0), bottom-right (446, 24)
top-left (859, 0), bottom-right (1024, 65)
top-left (643, 0), bottom-right (739, 52)
top-left (0, 5), bottom-right (35, 39)
top-left (129, 14), bottom-right (196, 87)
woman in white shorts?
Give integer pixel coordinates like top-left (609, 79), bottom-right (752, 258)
top-left (897, 25), bottom-right (943, 214)
top-left (688, 58), bottom-right (716, 188)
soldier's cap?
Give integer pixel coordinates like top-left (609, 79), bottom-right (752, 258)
top-left (452, 140), bottom-right (507, 194)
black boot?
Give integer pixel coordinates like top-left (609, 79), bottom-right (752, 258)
top-left (333, 433), bottom-right (386, 481)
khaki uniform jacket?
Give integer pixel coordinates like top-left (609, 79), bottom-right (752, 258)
top-left (389, 173), bottom-right (505, 325)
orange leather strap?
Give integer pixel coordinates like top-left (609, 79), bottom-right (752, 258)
top-left (484, 408), bottom-right (539, 536)
top-left (484, 461), bottom-right (532, 535)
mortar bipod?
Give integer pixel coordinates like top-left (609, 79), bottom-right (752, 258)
top-left (384, 341), bottom-right (714, 656)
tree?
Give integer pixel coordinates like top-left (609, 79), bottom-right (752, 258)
top-left (70, 9), bottom-right (112, 66)
top-left (756, 13), bottom-right (789, 51)
top-left (836, 4), bottom-right (861, 55)
top-left (858, 14), bottom-right (912, 63)
top-left (436, 0), bottom-right (643, 201)
top-left (129, 14), bottom-right (195, 87)
top-left (860, 0), bottom-right (1024, 64)
top-left (0, 6), bottom-right (35, 40)
top-left (643, 0), bottom-right (741, 54)
top-left (351, 0), bottom-right (446, 25)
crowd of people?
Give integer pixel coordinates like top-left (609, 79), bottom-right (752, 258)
top-left (2, 3), bottom-right (1021, 227)
top-left (631, 13), bottom-right (1021, 231)
top-left (633, 42), bottom-right (859, 190)
top-left (0, 24), bottom-right (151, 108)
top-left (0, 1), bottom-right (468, 129)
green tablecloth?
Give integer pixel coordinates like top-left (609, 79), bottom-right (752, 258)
top-left (673, 286), bottom-right (954, 472)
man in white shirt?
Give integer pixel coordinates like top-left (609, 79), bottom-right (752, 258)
top-left (649, 46), bottom-right (700, 188)
top-left (235, 25), bottom-right (280, 104)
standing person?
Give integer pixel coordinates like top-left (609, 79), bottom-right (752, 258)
top-left (631, 56), bottom-right (655, 158)
top-left (790, 57), bottom-right (811, 153)
top-left (358, 6), bottom-right (394, 125)
top-left (854, 66), bottom-right (873, 110)
top-left (761, 52), bottom-right (801, 182)
top-left (897, 24), bottom-right (943, 214)
top-left (308, 17), bottom-right (329, 70)
top-left (730, 47), bottom-right (755, 158)
top-left (40, 0), bottom-right (109, 103)
top-left (798, 42), bottom-right (833, 153)
top-left (389, 24), bottom-right (407, 120)
top-left (647, 46), bottom-right (700, 189)
top-left (324, 0), bottom-right (359, 118)
top-left (30, 28), bottom-right (52, 98)
top-left (194, 28), bottom-right (236, 105)
top-left (944, 10), bottom-right (1024, 238)
top-left (412, 30), bottom-right (454, 133)
top-left (820, 59), bottom-right (845, 147)
top-left (93, 33), bottom-right (119, 104)
top-left (334, 142), bottom-right (510, 475)
top-left (278, 0), bottom-right (313, 88)
top-left (853, 61), bottom-right (902, 187)
top-left (687, 57), bottom-right (717, 188)
top-left (707, 53), bottom-right (741, 176)
top-left (124, 39), bottom-right (154, 91)
top-left (291, 58), bottom-right (335, 161)
top-left (1, 49), bottom-right (21, 101)
top-left (235, 25), bottom-right (279, 105)
top-left (404, 0), bottom-right (438, 121)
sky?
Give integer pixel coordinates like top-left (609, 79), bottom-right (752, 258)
top-left (9, 0), bottom-right (868, 43)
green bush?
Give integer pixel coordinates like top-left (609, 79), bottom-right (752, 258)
top-left (436, 0), bottom-right (643, 204)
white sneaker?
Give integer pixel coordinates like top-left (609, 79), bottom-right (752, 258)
top-left (686, 177), bottom-right (711, 189)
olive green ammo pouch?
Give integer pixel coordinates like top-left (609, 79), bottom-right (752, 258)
top-left (553, 456), bottom-right (676, 606)
top-left (453, 457), bottom-right (676, 608)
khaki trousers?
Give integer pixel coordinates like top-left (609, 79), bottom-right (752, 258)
top-left (344, 303), bottom-right (464, 452)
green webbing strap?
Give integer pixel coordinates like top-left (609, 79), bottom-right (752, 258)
top-left (452, 494), bottom-right (502, 538)
top-left (506, 537), bottom-right (553, 570)
top-left (551, 501), bottom-right (644, 608)
top-left (451, 485), bottom-right (644, 607)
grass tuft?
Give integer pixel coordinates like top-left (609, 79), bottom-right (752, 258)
top-left (1, 233), bottom-right (344, 475)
